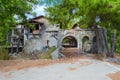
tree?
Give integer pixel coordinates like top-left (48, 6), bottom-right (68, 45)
top-left (45, 0), bottom-right (81, 29)
top-left (0, 0), bottom-right (38, 42)
top-left (80, 0), bottom-right (120, 56)
top-left (45, 0), bottom-right (120, 55)
top-left (45, 0), bottom-right (120, 28)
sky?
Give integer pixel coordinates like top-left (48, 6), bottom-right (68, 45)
top-left (27, 0), bottom-right (62, 19)
top-left (33, 5), bottom-right (46, 16)
top-left (27, 5), bottom-right (46, 19)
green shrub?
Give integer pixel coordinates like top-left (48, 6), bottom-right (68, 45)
top-left (39, 46), bottom-right (56, 59)
top-left (11, 46), bottom-right (57, 60)
top-left (0, 48), bottom-right (9, 60)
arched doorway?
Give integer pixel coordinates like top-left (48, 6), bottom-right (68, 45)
top-left (92, 36), bottom-right (97, 53)
top-left (62, 36), bottom-right (78, 48)
top-left (82, 36), bottom-right (90, 51)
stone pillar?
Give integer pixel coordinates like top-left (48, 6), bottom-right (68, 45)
top-left (76, 37), bottom-right (79, 49)
top-left (79, 41), bottom-right (82, 50)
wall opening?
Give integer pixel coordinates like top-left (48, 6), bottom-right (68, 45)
top-left (92, 36), bottom-right (97, 53)
top-left (62, 36), bottom-right (77, 48)
top-left (82, 36), bottom-right (90, 51)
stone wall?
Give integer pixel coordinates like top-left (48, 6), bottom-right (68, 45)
top-left (24, 31), bottom-right (58, 53)
top-left (24, 27), bottom-right (95, 54)
top-left (58, 29), bottom-right (95, 52)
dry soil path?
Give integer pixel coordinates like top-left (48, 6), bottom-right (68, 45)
top-left (0, 57), bottom-right (120, 80)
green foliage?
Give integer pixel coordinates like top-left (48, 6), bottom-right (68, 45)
top-left (40, 46), bottom-right (56, 59)
top-left (62, 38), bottom-right (69, 44)
top-left (45, 0), bottom-right (120, 29)
top-left (0, 0), bottom-right (38, 41)
top-left (82, 37), bottom-right (89, 43)
top-left (27, 23), bottom-right (35, 30)
top-left (45, 0), bottom-right (81, 29)
top-left (45, 0), bottom-right (120, 53)
top-left (12, 46), bottom-right (57, 60)
top-left (0, 48), bottom-right (9, 60)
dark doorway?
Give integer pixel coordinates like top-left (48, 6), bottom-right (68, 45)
top-left (62, 36), bottom-right (77, 48)
top-left (92, 36), bottom-right (97, 53)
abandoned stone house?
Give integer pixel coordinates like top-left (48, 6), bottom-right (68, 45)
top-left (8, 15), bottom-right (99, 56)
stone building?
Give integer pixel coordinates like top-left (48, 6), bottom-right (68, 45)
top-left (9, 16), bottom-right (96, 57)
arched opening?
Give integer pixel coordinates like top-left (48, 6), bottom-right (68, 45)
top-left (92, 36), bottom-right (97, 53)
top-left (62, 36), bottom-right (78, 48)
top-left (72, 24), bottom-right (80, 30)
top-left (82, 36), bottom-right (90, 51)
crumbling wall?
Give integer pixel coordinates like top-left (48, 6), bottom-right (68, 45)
top-left (58, 29), bottom-right (95, 52)
top-left (24, 32), bottom-right (58, 53)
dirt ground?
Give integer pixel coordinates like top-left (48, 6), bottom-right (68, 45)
top-left (108, 71), bottom-right (120, 80)
top-left (0, 54), bottom-right (120, 80)
top-left (0, 55), bottom-right (90, 72)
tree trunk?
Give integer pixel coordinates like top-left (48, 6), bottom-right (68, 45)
top-left (110, 29), bottom-right (116, 57)
top-left (93, 26), bottom-right (109, 57)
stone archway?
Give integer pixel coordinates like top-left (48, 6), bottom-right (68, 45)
top-left (82, 36), bottom-right (90, 52)
top-left (61, 36), bottom-right (78, 48)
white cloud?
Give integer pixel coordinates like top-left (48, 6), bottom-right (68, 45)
top-left (34, 5), bottom-right (46, 16)
top-left (26, 5), bottom-right (46, 19)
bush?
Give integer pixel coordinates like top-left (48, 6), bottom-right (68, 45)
top-left (39, 46), bottom-right (56, 59)
top-left (11, 46), bottom-right (57, 60)
top-left (0, 48), bottom-right (9, 60)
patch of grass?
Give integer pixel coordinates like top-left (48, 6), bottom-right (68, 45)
top-left (39, 46), bottom-right (56, 59)
top-left (0, 48), bottom-right (9, 60)
top-left (12, 46), bottom-right (57, 60)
